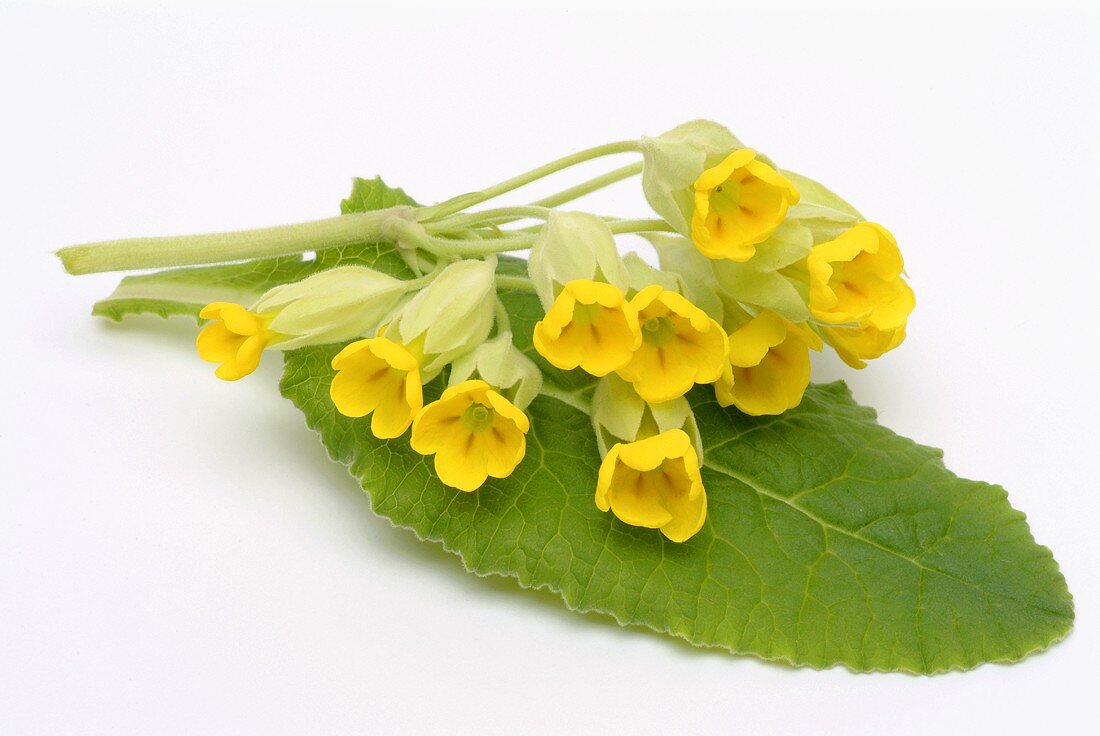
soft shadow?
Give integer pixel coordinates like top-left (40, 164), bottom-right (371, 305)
top-left (99, 316), bottom-right (781, 670)
top-left (256, 409), bottom-right (767, 669)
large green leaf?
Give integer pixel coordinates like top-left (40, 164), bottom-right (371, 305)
top-left (279, 311), bottom-right (1072, 674)
top-left (92, 175), bottom-right (1073, 673)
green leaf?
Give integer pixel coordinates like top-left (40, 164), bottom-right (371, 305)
top-left (340, 175), bottom-right (417, 215)
top-left (281, 335), bottom-right (1073, 673)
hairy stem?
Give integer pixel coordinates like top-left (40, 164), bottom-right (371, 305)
top-left (417, 140), bottom-right (641, 221)
top-left (57, 209), bottom-right (402, 275)
top-left (530, 161), bottom-right (643, 208)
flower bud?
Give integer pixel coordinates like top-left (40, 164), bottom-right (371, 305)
top-left (448, 333), bottom-right (543, 410)
top-left (647, 233), bottom-right (725, 322)
top-left (639, 120), bottom-right (744, 236)
top-left (252, 266), bottom-right (408, 350)
top-left (590, 374), bottom-right (702, 459)
top-left (527, 211), bottom-right (629, 311)
top-left (621, 252), bottom-right (681, 297)
top-left (709, 222), bottom-right (814, 324)
top-left (389, 257), bottom-right (496, 377)
top-left (784, 170), bottom-right (863, 244)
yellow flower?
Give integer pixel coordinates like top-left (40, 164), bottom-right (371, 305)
top-left (715, 310), bottom-right (822, 416)
top-left (411, 380), bottom-right (530, 492)
top-left (807, 222), bottom-right (915, 367)
top-left (596, 429), bottom-right (706, 543)
top-left (691, 149), bottom-right (800, 262)
top-left (329, 337), bottom-right (423, 439)
top-left (532, 279), bottom-right (642, 376)
top-left (615, 285), bottom-right (728, 403)
top-left (822, 323), bottom-right (907, 370)
top-left (196, 302), bottom-right (278, 381)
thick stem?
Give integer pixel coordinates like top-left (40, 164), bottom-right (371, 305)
top-left (57, 208), bottom-right (402, 275)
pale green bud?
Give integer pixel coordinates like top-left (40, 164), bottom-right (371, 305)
top-left (448, 333), bottom-right (543, 410)
top-left (252, 266), bottom-right (408, 350)
top-left (621, 252), bottom-right (681, 297)
top-left (710, 222), bottom-right (813, 324)
top-left (590, 374), bottom-right (702, 459)
top-left (646, 233), bottom-right (725, 323)
top-left (783, 171), bottom-right (863, 245)
top-left (527, 211), bottom-right (629, 310)
top-left (391, 257), bottom-right (497, 376)
top-left (639, 120), bottom-right (743, 236)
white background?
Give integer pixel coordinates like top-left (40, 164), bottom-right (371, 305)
top-left (2, 1), bottom-right (1098, 733)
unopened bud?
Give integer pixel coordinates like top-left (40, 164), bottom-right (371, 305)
top-left (390, 257), bottom-right (496, 377)
top-left (448, 333), bottom-right (543, 409)
top-left (253, 266), bottom-right (408, 350)
top-left (527, 211), bottom-right (629, 311)
top-left (590, 374), bottom-right (702, 459)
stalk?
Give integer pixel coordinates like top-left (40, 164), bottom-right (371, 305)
top-left (57, 209), bottom-right (402, 275)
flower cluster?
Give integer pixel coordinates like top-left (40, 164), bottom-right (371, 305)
top-left (193, 119), bottom-right (914, 543)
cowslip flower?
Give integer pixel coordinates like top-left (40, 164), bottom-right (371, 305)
top-left (691, 149), bottom-right (800, 262)
top-left (615, 285), bottom-right (728, 403)
top-left (807, 222), bottom-right (915, 367)
top-left (330, 337), bottom-right (423, 439)
top-left (527, 211), bottom-right (629, 311)
top-left (596, 429), bottom-right (706, 543)
top-left (410, 380), bottom-right (530, 492)
top-left (715, 310), bottom-right (822, 416)
top-left (532, 279), bottom-right (641, 376)
top-left (822, 322), bottom-right (907, 370)
top-left (196, 302), bottom-right (280, 381)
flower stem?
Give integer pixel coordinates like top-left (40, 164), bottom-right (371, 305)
top-left (495, 274), bottom-right (537, 293)
top-left (425, 218), bottom-right (676, 258)
top-left (417, 140), bottom-right (641, 222)
top-left (494, 297), bottom-right (512, 334)
top-left (425, 233), bottom-right (537, 257)
top-left (530, 161), bottom-right (643, 208)
top-left (606, 218), bottom-right (678, 235)
top-left (424, 206), bottom-right (553, 234)
top-left (57, 209), bottom-right (402, 275)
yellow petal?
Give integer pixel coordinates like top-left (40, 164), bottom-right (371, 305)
top-left (434, 431), bottom-right (491, 492)
top-left (533, 281), bottom-right (640, 376)
top-left (411, 398), bottom-right (467, 454)
top-left (720, 335), bottom-right (811, 416)
top-left (606, 468), bottom-right (674, 529)
top-left (196, 322), bottom-right (244, 364)
top-left (727, 310), bottom-right (788, 368)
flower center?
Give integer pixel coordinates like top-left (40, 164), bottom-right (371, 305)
top-left (571, 301), bottom-right (601, 327)
top-left (462, 403), bottom-right (495, 432)
top-left (710, 179), bottom-right (743, 214)
top-left (641, 315), bottom-right (676, 347)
